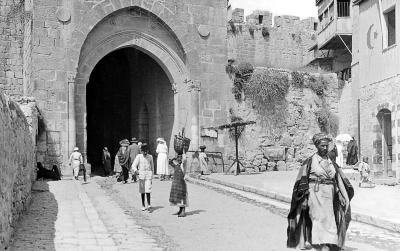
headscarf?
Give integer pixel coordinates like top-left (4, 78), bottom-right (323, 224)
top-left (312, 133), bottom-right (332, 146)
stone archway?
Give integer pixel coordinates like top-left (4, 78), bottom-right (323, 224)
top-left (70, 7), bottom-right (199, 162)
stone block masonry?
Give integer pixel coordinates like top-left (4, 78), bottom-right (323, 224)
top-left (228, 9), bottom-right (317, 70)
top-left (0, 92), bottom-right (37, 249)
top-left (0, 0), bottom-right (33, 98)
top-left (219, 69), bottom-right (340, 172)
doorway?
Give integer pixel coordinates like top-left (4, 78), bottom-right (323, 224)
top-left (86, 47), bottom-right (174, 173)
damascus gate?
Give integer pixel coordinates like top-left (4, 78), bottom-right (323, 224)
top-left (25, 0), bottom-right (230, 174)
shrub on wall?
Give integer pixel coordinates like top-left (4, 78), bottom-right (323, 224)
top-left (308, 75), bottom-right (327, 96)
top-left (225, 59), bottom-right (237, 80)
top-left (232, 78), bottom-right (244, 100)
top-left (228, 21), bottom-right (237, 34)
top-left (249, 25), bottom-right (256, 37)
top-left (227, 61), bottom-right (254, 101)
top-left (315, 108), bottom-right (339, 136)
top-left (244, 68), bottom-right (290, 113)
top-left (237, 62), bottom-right (254, 81)
top-left (262, 26), bottom-right (270, 38)
top-left (291, 71), bottom-right (306, 88)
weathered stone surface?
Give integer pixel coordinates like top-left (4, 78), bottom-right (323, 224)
top-left (276, 161), bottom-right (287, 171)
top-left (267, 162), bottom-right (277, 171)
top-left (287, 162), bottom-right (301, 170)
top-left (0, 93), bottom-right (37, 248)
top-left (263, 147), bottom-right (286, 161)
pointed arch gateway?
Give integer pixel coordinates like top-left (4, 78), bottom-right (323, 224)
top-left (71, 6), bottom-right (194, 166)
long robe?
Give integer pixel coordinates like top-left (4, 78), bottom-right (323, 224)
top-left (335, 143), bottom-right (344, 167)
top-left (102, 150), bottom-right (111, 175)
top-left (346, 140), bottom-right (358, 165)
top-left (156, 143), bottom-right (169, 175)
top-left (287, 154), bottom-right (353, 249)
top-left (169, 154), bottom-right (188, 207)
top-left (199, 152), bottom-right (208, 173)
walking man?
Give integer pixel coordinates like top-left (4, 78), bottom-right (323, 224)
top-left (128, 137), bottom-right (140, 182)
top-left (131, 143), bottom-right (154, 211)
top-left (69, 147), bottom-right (83, 180)
top-left (117, 139), bottom-right (130, 183)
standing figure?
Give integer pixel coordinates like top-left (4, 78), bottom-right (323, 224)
top-left (358, 157), bottom-right (373, 187)
top-left (131, 143), bottom-right (154, 211)
top-left (335, 141), bottom-right (344, 168)
top-left (102, 147), bottom-right (112, 176)
top-left (169, 152), bottom-right (188, 217)
top-left (128, 138), bottom-right (140, 182)
top-left (287, 133), bottom-right (353, 251)
top-left (114, 153), bottom-right (121, 176)
top-left (117, 139), bottom-right (130, 183)
top-left (346, 137), bottom-right (359, 165)
top-left (69, 147), bottom-right (83, 180)
top-left (199, 145), bottom-right (209, 175)
top-left (156, 138), bottom-right (169, 181)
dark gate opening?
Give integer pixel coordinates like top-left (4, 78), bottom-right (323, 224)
top-left (86, 47), bottom-right (174, 174)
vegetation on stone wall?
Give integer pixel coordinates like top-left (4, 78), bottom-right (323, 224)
top-left (261, 26), bottom-right (270, 39)
top-left (308, 75), bottom-right (327, 96)
top-left (291, 71), bottom-right (306, 88)
top-left (225, 61), bottom-right (254, 101)
top-left (315, 107), bottom-right (339, 136)
top-left (225, 59), bottom-right (236, 80)
top-left (244, 68), bottom-right (289, 115)
top-left (228, 21), bottom-right (237, 35)
top-left (6, 0), bottom-right (31, 25)
top-left (248, 25), bottom-right (256, 37)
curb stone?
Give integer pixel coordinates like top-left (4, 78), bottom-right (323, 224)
top-left (188, 174), bottom-right (400, 233)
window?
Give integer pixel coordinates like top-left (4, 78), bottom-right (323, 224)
top-left (385, 8), bottom-right (396, 47)
top-left (314, 22), bottom-right (318, 31)
top-left (337, 0), bottom-right (350, 17)
top-left (258, 15), bottom-right (263, 25)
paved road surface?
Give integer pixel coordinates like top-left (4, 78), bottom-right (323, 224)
top-left (9, 176), bottom-right (400, 251)
top-left (106, 177), bottom-right (400, 251)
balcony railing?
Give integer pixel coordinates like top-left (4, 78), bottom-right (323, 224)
top-left (338, 1), bottom-right (350, 17)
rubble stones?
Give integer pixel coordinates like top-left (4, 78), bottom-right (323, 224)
top-left (267, 162), bottom-right (277, 171)
top-left (276, 161), bottom-right (287, 171)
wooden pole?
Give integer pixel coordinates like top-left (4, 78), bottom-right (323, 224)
top-left (235, 126), bottom-right (240, 175)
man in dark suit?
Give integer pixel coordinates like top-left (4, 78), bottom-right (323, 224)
top-left (128, 137), bottom-right (140, 182)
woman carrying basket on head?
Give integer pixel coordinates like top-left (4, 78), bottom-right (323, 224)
top-left (169, 150), bottom-right (188, 217)
top-left (169, 130), bottom-right (190, 217)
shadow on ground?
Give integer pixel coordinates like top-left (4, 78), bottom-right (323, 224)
top-left (9, 181), bottom-right (58, 251)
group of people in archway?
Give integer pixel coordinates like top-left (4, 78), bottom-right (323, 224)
top-left (101, 137), bottom-right (170, 182)
top-left (102, 137), bottom-right (189, 217)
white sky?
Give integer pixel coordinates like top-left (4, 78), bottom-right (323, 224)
top-left (229, 0), bottom-right (318, 19)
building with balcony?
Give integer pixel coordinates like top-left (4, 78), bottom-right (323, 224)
top-left (352, 0), bottom-right (400, 179)
top-left (309, 0), bottom-right (352, 79)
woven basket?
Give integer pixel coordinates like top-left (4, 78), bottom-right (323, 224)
top-left (174, 135), bottom-right (191, 154)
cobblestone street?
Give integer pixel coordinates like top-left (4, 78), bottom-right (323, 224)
top-left (9, 176), bottom-right (400, 251)
top-left (9, 179), bottom-right (162, 251)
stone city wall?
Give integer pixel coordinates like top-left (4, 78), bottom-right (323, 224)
top-left (199, 68), bottom-right (341, 173)
top-left (227, 9), bottom-right (317, 70)
top-left (0, 93), bottom-right (37, 248)
top-left (0, 0), bottom-right (33, 98)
